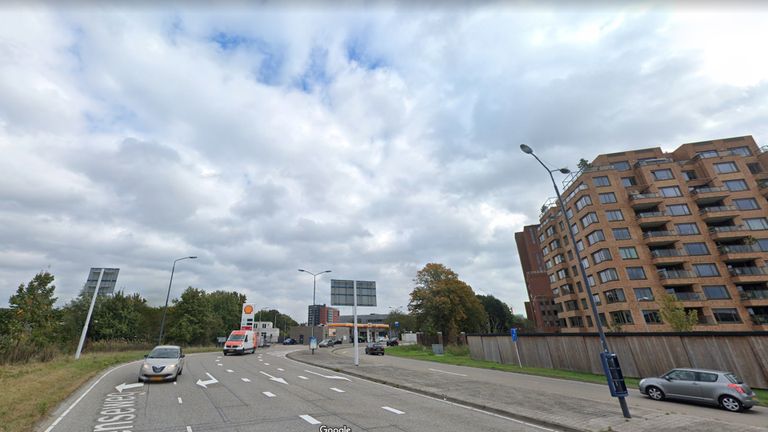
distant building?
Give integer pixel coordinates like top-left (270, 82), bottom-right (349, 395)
top-left (253, 321), bottom-right (279, 345)
top-left (308, 304), bottom-right (340, 326)
top-left (82, 268), bottom-right (120, 296)
top-left (339, 313), bottom-right (388, 324)
top-left (515, 226), bottom-right (561, 331)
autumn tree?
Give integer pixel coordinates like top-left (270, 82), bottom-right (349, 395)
top-left (8, 272), bottom-right (58, 347)
top-left (408, 263), bottom-right (488, 341)
top-left (659, 294), bottom-right (698, 332)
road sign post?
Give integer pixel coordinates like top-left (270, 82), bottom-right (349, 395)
top-left (331, 279), bottom-right (376, 367)
top-left (510, 328), bottom-right (521, 367)
top-left (353, 280), bottom-right (358, 366)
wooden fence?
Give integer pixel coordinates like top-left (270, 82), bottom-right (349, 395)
top-left (467, 332), bottom-right (768, 389)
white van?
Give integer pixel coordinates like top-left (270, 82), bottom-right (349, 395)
top-left (223, 329), bottom-right (257, 355)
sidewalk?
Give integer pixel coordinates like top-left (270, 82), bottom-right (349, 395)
top-left (287, 347), bottom-right (768, 432)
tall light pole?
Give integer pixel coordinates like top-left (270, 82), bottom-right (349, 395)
top-left (298, 268), bottom-right (331, 354)
top-left (520, 144), bottom-right (630, 418)
top-left (158, 256), bottom-right (197, 345)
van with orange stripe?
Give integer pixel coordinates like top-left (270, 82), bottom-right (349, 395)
top-left (223, 329), bottom-right (257, 355)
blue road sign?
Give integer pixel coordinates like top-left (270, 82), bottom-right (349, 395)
top-left (394, 321), bottom-right (400, 327)
top-left (510, 328), bottom-right (518, 342)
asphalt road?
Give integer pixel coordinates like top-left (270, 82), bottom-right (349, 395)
top-left (331, 345), bottom-right (768, 429)
top-left (38, 345), bottom-right (559, 432)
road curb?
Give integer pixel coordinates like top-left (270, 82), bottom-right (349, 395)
top-left (286, 350), bottom-right (583, 432)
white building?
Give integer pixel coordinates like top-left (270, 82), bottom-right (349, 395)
top-left (253, 321), bottom-right (280, 346)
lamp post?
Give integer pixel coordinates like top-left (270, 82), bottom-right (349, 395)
top-left (298, 269), bottom-right (331, 353)
top-left (520, 144), bottom-right (631, 418)
top-left (158, 256), bottom-right (197, 345)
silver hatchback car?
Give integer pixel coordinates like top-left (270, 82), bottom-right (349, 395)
top-left (138, 345), bottom-right (185, 382)
top-left (639, 368), bottom-right (757, 412)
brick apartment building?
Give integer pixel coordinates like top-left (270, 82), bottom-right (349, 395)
top-left (307, 304), bottom-right (340, 326)
top-left (536, 135), bottom-right (768, 332)
top-left (515, 225), bottom-right (561, 331)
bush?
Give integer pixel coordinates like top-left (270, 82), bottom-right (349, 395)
top-left (445, 345), bottom-right (469, 356)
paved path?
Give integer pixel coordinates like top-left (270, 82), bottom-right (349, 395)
top-left (288, 345), bottom-right (768, 432)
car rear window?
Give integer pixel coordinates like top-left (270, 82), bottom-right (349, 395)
top-left (725, 373), bottom-right (744, 384)
top-left (696, 372), bottom-right (717, 382)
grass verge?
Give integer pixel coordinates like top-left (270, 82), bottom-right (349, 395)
top-left (0, 346), bottom-right (218, 432)
top-left (387, 344), bottom-right (767, 405)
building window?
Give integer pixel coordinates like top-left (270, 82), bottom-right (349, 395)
top-left (598, 268), bottom-right (619, 283)
top-left (676, 223), bottom-right (700, 235)
top-left (714, 162), bottom-right (739, 174)
top-left (581, 298), bottom-right (588, 309)
top-left (575, 195), bottom-right (593, 211)
top-left (734, 198), bottom-right (759, 210)
top-left (659, 186), bottom-right (682, 197)
top-left (542, 246), bottom-right (549, 256)
top-left (576, 240), bottom-right (585, 252)
top-left (605, 288), bottom-right (626, 304)
top-left (619, 246), bottom-right (638, 259)
top-left (643, 310), bottom-right (662, 324)
top-left (758, 238), bottom-right (768, 251)
top-left (745, 217), bottom-right (768, 230)
top-left (747, 163), bottom-right (763, 174)
top-left (729, 146), bottom-right (752, 156)
top-left (592, 248), bottom-right (612, 264)
top-left (556, 269), bottom-right (568, 280)
top-left (713, 308), bottom-right (741, 323)
top-left (580, 257), bottom-right (590, 269)
top-left (683, 242), bottom-right (709, 255)
top-left (621, 177), bottom-right (637, 187)
top-left (554, 254), bottom-right (565, 264)
top-left (576, 281), bottom-right (583, 292)
top-left (612, 161), bottom-right (630, 171)
top-left (566, 208), bottom-right (574, 219)
top-left (697, 150), bottom-right (718, 158)
top-left (593, 293), bottom-right (601, 305)
top-left (610, 310), bottom-right (633, 325)
top-left (667, 204), bottom-right (691, 216)
top-left (725, 179), bottom-right (748, 191)
top-left (634, 287), bottom-right (654, 301)
top-left (703, 285), bottom-right (730, 300)
top-left (599, 192), bottom-right (617, 204)
top-left (587, 275), bottom-right (596, 287)
top-left (593, 176), bottom-right (611, 187)
top-left (546, 225), bottom-right (556, 236)
top-left (571, 223), bottom-right (579, 235)
top-left (581, 212), bottom-right (599, 228)
top-left (626, 266), bottom-right (647, 280)
top-left (652, 169), bottom-right (674, 180)
top-left (682, 171), bottom-right (697, 181)
top-left (568, 316), bottom-right (584, 327)
top-left (548, 274), bottom-right (557, 283)
top-left (612, 227), bottom-right (631, 240)
top-left (606, 210), bottom-right (624, 221)
top-left (587, 229), bottom-right (606, 245)
top-left (693, 263), bottom-right (720, 277)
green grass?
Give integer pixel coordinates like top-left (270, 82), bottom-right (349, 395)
top-left (387, 345), bottom-right (767, 405)
top-left (0, 346), bottom-right (218, 432)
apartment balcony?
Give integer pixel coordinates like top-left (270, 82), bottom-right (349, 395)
top-left (658, 269), bottom-right (696, 280)
top-left (709, 225), bottom-right (751, 241)
top-left (691, 186), bottom-right (729, 204)
top-left (650, 249), bottom-right (687, 264)
top-left (740, 290), bottom-right (768, 301)
top-left (759, 180), bottom-right (768, 198)
top-left (720, 244), bottom-right (763, 261)
top-left (699, 205), bottom-right (739, 223)
top-left (629, 193), bottom-right (663, 210)
top-left (636, 211), bottom-right (670, 228)
top-left (668, 291), bottom-right (701, 301)
top-left (751, 315), bottom-right (768, 325)
top-left (730, 267), bottom-right (768, 284)
top-left (643, 230), bottom-right (678, 245)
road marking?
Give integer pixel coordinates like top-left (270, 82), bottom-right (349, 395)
top-left (259, 371), bottom-right (288, 384)
top-left (115, 382), bottom-right (144, 392)
top-left (330, 387), bottom-right (345, 393)
top-left (428, 368), bottom-right (468, 377)
top-left (299, 415), bottom-right (321, 425)
top-left (258, 359), bottom-right (263, 361)
top-left (178, 397), bottom-right (183, 404)
top-left (186, 427), bottom-right (192, 432)
top-left (263, 391), bottom-right (276, 398)
top-left (217, 364), bottom-right (223, 366)
top-left (241, 378), bottom-right (251, 382)
top-left (196, 372), bottom-right (219, 388)
top-left (173, 382), bottom-right (177, 386)
top-left (298, 375), bottom-right (308, 380)
top-left (382, 406), bottom-right (404, 415)
top-left (304, 369), bottom-right (351, 381)
top-left (277, 367), bottom-right (284, 371)
top-left (226, 369), bottom-right (234, 373)
top-left (264, 363), bottom-right (270, 365)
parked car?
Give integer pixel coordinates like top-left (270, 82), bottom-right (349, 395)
top-left (138, 345), bottom-right (185, 382)
top-left (639, 368), bottom-right (757, 412)
top-left (386, 338), bottom-right (399, 346)
top-left (282, 338), bottom-right (296, 345)
top-left (318, 338), bottom-right (333, 347)
top-left (334, 339), bottom-right (343, 345)
top-left (365, 342), bottom-right (385, 355)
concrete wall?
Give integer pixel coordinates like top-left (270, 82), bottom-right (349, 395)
top-left (467, 332), bottom-right (768, 389)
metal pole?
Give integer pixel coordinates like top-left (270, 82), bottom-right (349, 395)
top-left (353, 280), bottom-right (359, 366)
top-left (528, 149), bottom-right (630, 418)
top-left (75, 269), bottom-right (104, 359)
top-left (514, 339), bottom-right (522, 367)
top-left (311, 274), bottom-right (316, 354)
top-left (158, 260), bottom-right (177, 345)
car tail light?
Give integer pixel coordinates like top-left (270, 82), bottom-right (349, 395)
top-left (728, 383), bottom-right (746, 394)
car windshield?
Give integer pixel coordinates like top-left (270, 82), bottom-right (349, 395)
top-left (148, 348), bottom-right (179, 359)
top-left (228, 334), bottom-right (245, 341)
top-left (725, 373), bottom-right (744, 384)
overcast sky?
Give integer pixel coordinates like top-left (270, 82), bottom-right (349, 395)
top-left (1, 2), bottom-right (767, 323)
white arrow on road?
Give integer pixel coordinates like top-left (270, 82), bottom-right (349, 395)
top-left (115, 382), bottom-right (144, 392)
top-left (259, 371), bottom-right (287, 385)
top-left (304, 369), bottom-right (351, 381)
top-left (196, 372), bottom-right (219, 389)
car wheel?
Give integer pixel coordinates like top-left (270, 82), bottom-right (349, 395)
top-left (646, 386), bottom-right (665, 401)
top-left (719, 395), bottom-right (743, 412)
top-left (178, 368), bottom-right (182, 376)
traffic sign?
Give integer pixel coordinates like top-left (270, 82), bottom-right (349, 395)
top-left (510, 328), bottom-right (518, 342)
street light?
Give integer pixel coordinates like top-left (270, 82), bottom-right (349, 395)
top-left (158, 256), bottom-right (197, 345)
top-left (298, 268), bottom-right (331, 353)
top-left (520, 144), bottom-right (631, 419)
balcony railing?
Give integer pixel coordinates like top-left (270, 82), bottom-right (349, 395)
top-left (651, 249), bottom-right (683, 258)
top-left (634, 157), bottom-right (673, 167)
top-left (700, 205), bottom-right (738, 215)
top-left (720, 244), bottom-right (761, 254)
top-left (669, 291), bottom-right (700, 300)
top-left (740, 290), bottom-right (768, 300)
top-left (751, 315), bottom-right (768, 325)
top-left (658, 270), bottom-right (696, 279)
top-left (630, 193), bottom-right (660, 201)
top-left (729, 267), bottom-right (768, 276)
top-left (709, 225), bottom-right (747, 233)
top-left (697, 315), bottom-right (716, 325)
top-left (637, 211), bottom-right (667, 219)
top-left (691, 186), bottom-right (728, 195)
top-left (643, 230), bottom-right (676, 238)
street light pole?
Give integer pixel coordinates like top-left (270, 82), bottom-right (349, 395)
top-left (520, 144), bottom-right (631, 419)
top-left (158, 256), bottom-right (197, 345)
top-left (298, 269), bottom-right (331, 354)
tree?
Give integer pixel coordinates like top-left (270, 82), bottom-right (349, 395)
top-left (577, 158), bottom-right (592, 171)
top-left (8, 272), bottom-right (58, 347)
top-left (659, 294), bottom-right (698, 332)
top-left (91, 292), bottom-right (150, 341)
top-left (166, 287), bottom-right (217, 345)
top-left (477, 294), bottom-right (513, 333)
top-left (408, 263), bottom-right (488, 341)
top-left (208, 291), bottom-right (247, 338)
top-left (385, 308), bottom-right (417, 333)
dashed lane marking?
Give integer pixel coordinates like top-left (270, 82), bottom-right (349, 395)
top-left (298, 376), bottom-right (308, 380)
top-left (382, 406), bottom-right (405, 415)
top-left (263, 391), bottom-right (276, 398)
top-left (277, 368), bottom-right (284, 371)
top-left (226, 369), bottom-right (234, 373)
top-left (186, 427), bottom-right (192, 432)
top-left (330, 387), bottom-right (345, 393)
top-left (300, 415), bottom-right (321, 425)
top-left (178, 397), bottom-right (183, 404)
top-left (264, 363), bottom-right (270, 365)
top-left (242, 378), bottom-right (251, 382)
